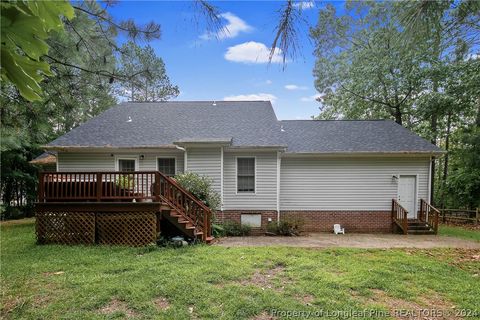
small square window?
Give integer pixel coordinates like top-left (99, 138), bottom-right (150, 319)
top-left (118, 159), bottom-right (136, 172)
top-left (241, 214), bottom-right (262, 227)
top-left (158, 158), bottom-right (176, 177)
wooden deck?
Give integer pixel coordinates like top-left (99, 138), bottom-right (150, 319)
top-left (35, 171), bottom-right (213, 246)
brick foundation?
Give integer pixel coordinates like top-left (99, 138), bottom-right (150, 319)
top-left (217, 210), bottom-right (392, 234)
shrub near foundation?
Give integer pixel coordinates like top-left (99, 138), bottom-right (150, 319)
top-left (267, 216), bottom-right (304, 236)
top-left (219, 221), bottom-right (251, 236)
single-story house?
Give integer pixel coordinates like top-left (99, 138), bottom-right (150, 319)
top-left (37, 101), bottom-right (443, 243)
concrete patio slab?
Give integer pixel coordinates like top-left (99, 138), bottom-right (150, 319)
top-left (215, 233), bottom-right (480, 249)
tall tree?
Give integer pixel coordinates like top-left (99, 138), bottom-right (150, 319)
top-left (117, 41), bottom-right (179, 102)
top-left (311, 2), bottom-right (426, 125)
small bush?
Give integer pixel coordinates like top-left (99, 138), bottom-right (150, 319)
top-left (174, 172), bottom-right (221, 211)
top-left (219, 221), bottom-right (251, 237)
top-left (266, 216), bottom-right (304, 236)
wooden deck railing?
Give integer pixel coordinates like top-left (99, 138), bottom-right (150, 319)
top-left (419, 199), bottom-right (440, 234)
top-left (38, 172), bottom-right (158, 202)
top-left (392, 199), bottom-right (408, 234)
top-left (155, 174), bottom-right (212, 239)
top-left (38, 171), bottom-right (212, 241)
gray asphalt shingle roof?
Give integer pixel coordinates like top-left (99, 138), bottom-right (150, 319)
top-left (48, 101), bottom-right (284, 148)
top-left (47, 101), bottom-right (442, 154)
top-left (280, 120), bottom-right (442, 153)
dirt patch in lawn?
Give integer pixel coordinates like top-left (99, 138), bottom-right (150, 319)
top-left (153, 297), bottom-right (170, 311)
top-left (406, 248), bottom-right (480, 274)
top-left (98, 299), bottom-right (138, 318)
top-left (360, 289), bottom-right (460, 320)
top-left (240, 264), bottom-right (291, 292)
top-left (250, 311), bottom-right (278, 320)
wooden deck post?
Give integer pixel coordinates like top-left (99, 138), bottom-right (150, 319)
top-left (96, 173), bottom-right (102, 202)
top-left (38, 173), bottom-right (45, 203)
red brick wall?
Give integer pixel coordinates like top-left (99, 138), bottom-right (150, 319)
top-left (281, 211), bottom-right (392, 233)
top-left (217, 210), bottom-right (392, 234)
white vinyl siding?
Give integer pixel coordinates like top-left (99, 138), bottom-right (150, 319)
top-left (280, 156), bottom-right (430, 211)
top-left (223, 151), bottom-right (277, 210)
top-left (57, 151), bottom-right (184, 173)
top-left (186, 148), bottom-right (221, 193)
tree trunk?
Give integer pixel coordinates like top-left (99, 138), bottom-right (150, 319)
top-left (442, 112), bottom-right (451, 183)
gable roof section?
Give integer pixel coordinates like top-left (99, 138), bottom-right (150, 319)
top-left (47, 101), bottom-right (285, 148)
top-left (280, 120), bottom-right (442, 154)
top-left (46, 101), bottom-right (442, 154)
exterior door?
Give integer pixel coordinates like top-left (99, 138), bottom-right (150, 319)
top-left (398, 176), bottom-right (416, 219)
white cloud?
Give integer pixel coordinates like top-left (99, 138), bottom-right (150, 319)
top-left (224, 41), bottom-right (284, 64)
top-left (200, 12), bottom-right (252, 40)
top-left (265, 80), bottom-right (273, 85)
top-left (223, 93), bottom-right (277, 102)
top-left (466, 53), bottom-right (479, 60)
top-left (300, 94), bottom-right (322, 102)
top-left (285, 84), bottom-right (308, 90)
top-left (293, 1), bottom-right (315, 9)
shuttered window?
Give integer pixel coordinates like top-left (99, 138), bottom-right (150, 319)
top-left (157, 158), bottom-right (176, 176)
top-left (237, 157), bottom-right (255, 193)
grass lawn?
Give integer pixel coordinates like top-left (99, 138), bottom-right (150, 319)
top-left (1, 219), bottom-right (479, 319)
top-left (439, 224), bottom-right (480, 242)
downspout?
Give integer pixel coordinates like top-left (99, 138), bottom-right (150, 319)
top-left (175, 145), bottom-right (187, 172)
top-left (276, 151), bottom-right (281, 224)
top-left (220, 147), bottom-right (224, 211)
top-left (428, 156), bottom-right (432, 204)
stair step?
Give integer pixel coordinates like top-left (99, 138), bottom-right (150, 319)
top-left (205, 236), bottom-right (215, 243)
top-left (408, 229), bottom-right (435, 235)
top-left (408, 225), bottom-right (430, 230)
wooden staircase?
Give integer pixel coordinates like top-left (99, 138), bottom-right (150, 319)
top-left (392, 199), bottom-right (439, 235)
top-left (406, 220), bottom-right (435, 235)
top-left (154, 172), bottom-right (214, 243)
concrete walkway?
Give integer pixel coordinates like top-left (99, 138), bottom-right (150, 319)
top-left (215, 233), bottom-right (480, 249)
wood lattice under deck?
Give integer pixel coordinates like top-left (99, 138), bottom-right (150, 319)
top-left (35, 171), bottom-right (213, 246)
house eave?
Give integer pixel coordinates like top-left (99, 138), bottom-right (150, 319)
top-left (282, 150), bottom-right (445, 157)
top-left (43, 145), bottom-right (179, 152)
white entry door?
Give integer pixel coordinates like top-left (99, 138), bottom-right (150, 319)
top-left (398, 176), bottom-right (416, 219)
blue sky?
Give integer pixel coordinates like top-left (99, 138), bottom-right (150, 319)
top-left (108, 1), bottom-right (330, 120)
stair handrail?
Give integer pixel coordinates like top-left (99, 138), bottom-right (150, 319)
top-left (392, 199), bottom-right (409, 234)
top-left (154, 171), bottom-right (212, 240)
top-left (419, 199), bottom-right (439, 234)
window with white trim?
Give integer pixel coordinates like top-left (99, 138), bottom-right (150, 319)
top-left (118, 159), bottom-right (136, 172)
top-left (157, 158), bottom-right (176, 177)
top-left (237, 157), bottom-right (255, 193)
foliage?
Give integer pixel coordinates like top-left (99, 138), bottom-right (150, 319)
top-left (174, 172), bottom-right (221, 211)
top-left (0, 1), bottom-right (75, 101)
top-left (217, 220), bottom-right (251, 237)
top-left (266, 216), bottom-right (304, 236)
top-left (116, 41), bottom-right (179, 102)
top-left (116, 175), bottom-right (135, 190)
top-left (2, 220), bottom-right (480, 318)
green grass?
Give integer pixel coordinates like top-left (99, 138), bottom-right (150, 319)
top-left (439, 224), bottom-right (480, 242)
top-left (1, 220), bottom-right (479, 320)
